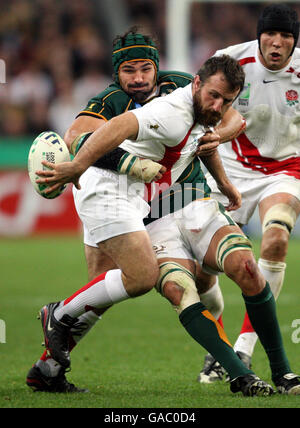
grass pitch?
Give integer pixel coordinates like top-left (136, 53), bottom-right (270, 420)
top-left (1, 235), bottom-right (300, 409)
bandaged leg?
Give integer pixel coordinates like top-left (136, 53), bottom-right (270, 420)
top-left (262, 203), bottom-right (297, 234)
top-left (234, 258), bottom-right (286, 356)
top-left (216, 233), bottom-right (253, 272)
top-left (156, 262), bottom-right (200, 314)
top-left (157, 262), bottom-right (253, 380)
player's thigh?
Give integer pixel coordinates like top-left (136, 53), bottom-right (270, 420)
top-left (98, 231), bottom-right (159, 284)
top-left (84, 244), bottom-right (117, 281)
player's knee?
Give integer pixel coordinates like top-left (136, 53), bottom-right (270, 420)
top-left (224, 253), bottom-right (263, 295)
top-left (163, 281), bottom-right (185, 306)
top-left (138, 263), bottom-right (160, 293)
top-left (156, 262), bottom-right (199, 314)
top-left (123, 262), bottom-right (159, 297)
top-left (143, 276), bottom-right (159, 292)
top-left (261, 229), bottom-right (289, 260)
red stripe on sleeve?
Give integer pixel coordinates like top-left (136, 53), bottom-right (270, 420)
top-left (239, 57), bottom-right (256, 66)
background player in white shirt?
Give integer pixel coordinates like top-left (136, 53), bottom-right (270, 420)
top-left (196, 3), bottom-right (300, 383)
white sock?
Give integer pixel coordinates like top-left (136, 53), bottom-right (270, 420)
top-left (54, 269), bottom-right (129, 320)
top-left (198, 277), bottom-right (224, 320)
top-left (233, 258), bottom-right (286, 357)
top-left (258, 258), bottom-right (286, 299)
top-left (233, 332), bottom-right (258, 356)
top-left (71, 310), bottom-right (101, 345)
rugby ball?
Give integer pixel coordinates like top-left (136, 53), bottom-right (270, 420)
top-left (28, 131), bottom-right (71, 199)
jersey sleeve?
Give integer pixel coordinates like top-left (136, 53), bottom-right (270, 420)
top-left (131, 98), bottom-right (189, 145)
top-left (76, 85), bottom-right (134, 121)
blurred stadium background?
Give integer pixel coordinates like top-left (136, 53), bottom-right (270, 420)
top-left (1, 1), bottom-right (300, 408)
top-left (1, 0), bottom-right (300, 238)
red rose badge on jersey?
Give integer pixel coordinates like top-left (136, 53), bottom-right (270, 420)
top-left (285, 90), bottom-right (299, 107)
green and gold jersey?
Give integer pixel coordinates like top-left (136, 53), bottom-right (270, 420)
top-left (144, 157), bottom-right (211, 225)
top-left (76, 70), bottom-right (194, 121)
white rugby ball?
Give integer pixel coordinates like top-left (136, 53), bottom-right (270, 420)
top-left (28, 131), bottom-right (71, 199)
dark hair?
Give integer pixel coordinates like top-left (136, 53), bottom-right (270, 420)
top-left (196, 55), bottom-right (245, 94)
top-left (257, 3), bottom-right (299, 56)
top-left (113, 26), bottom-right (158, 49)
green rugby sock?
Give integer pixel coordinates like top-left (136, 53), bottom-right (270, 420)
top-left (243, 282), bottom-right (291, 381)
top-left (179, 302), bottom-right (253, 380)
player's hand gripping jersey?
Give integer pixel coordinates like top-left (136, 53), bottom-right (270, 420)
top-left (215, 40), bottom-right (300, 179)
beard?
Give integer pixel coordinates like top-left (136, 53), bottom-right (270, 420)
top-left (127, 83), bottom-right (156, 103)
top-left (193, 96), bottom-right (221, 127)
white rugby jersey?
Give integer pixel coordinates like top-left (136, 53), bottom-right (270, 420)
top-left (121, 84), bottom-right (208, 192)
top-left (215, 40), bottom-right (300, 179)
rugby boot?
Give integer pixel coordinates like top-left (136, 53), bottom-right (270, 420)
top-left (230, 374), bottom-right (275, 397)
top-left (274, 373), bottom-right (300, 395)
top-left (39, 302), bottom-right (78, 369)
top-left (26, 364), bottom-right (88, 393)
top-left (197, 353), bottom-right (225, 383)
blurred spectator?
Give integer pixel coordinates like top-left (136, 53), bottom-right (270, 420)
top-left (48, 74), bottom-right (82, 137)
top-left (9, 59), bottom-right (53, 106)
top-left (1, 0), bottom-right (299, 137)
top-left (1, 105), bottom-right (29, 136)
top-left (73, 65), bottom-right (111, 106)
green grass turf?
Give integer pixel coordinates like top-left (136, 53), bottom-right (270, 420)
top-left (1, 235), bottom-right (300, 408)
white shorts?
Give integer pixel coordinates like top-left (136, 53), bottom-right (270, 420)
top-left (146, 199), bottom-right (236, 274)
top-left (73, 167), bottom-right (150, 246)
top-left (206, 172), bottom-right (300, 226)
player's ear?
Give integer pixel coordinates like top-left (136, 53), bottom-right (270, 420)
top-left (193, 74), bottom-right (201, 93)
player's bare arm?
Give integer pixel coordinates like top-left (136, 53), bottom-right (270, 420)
top-left (64, 116), bottom-right (106, 152)
top-left (215, 107), bottom-right (246, 143)
top-left (200, 149), bottom-right (241, 211)
top-left (36, 111), bottom-right (139, 192)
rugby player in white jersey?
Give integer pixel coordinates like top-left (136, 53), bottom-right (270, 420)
top-left (33, 55), bottom-right (300, 396)
top-left (195, 3), bottom-right (300, 387)
top-left (26, 30), bottom-right (244, 394)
